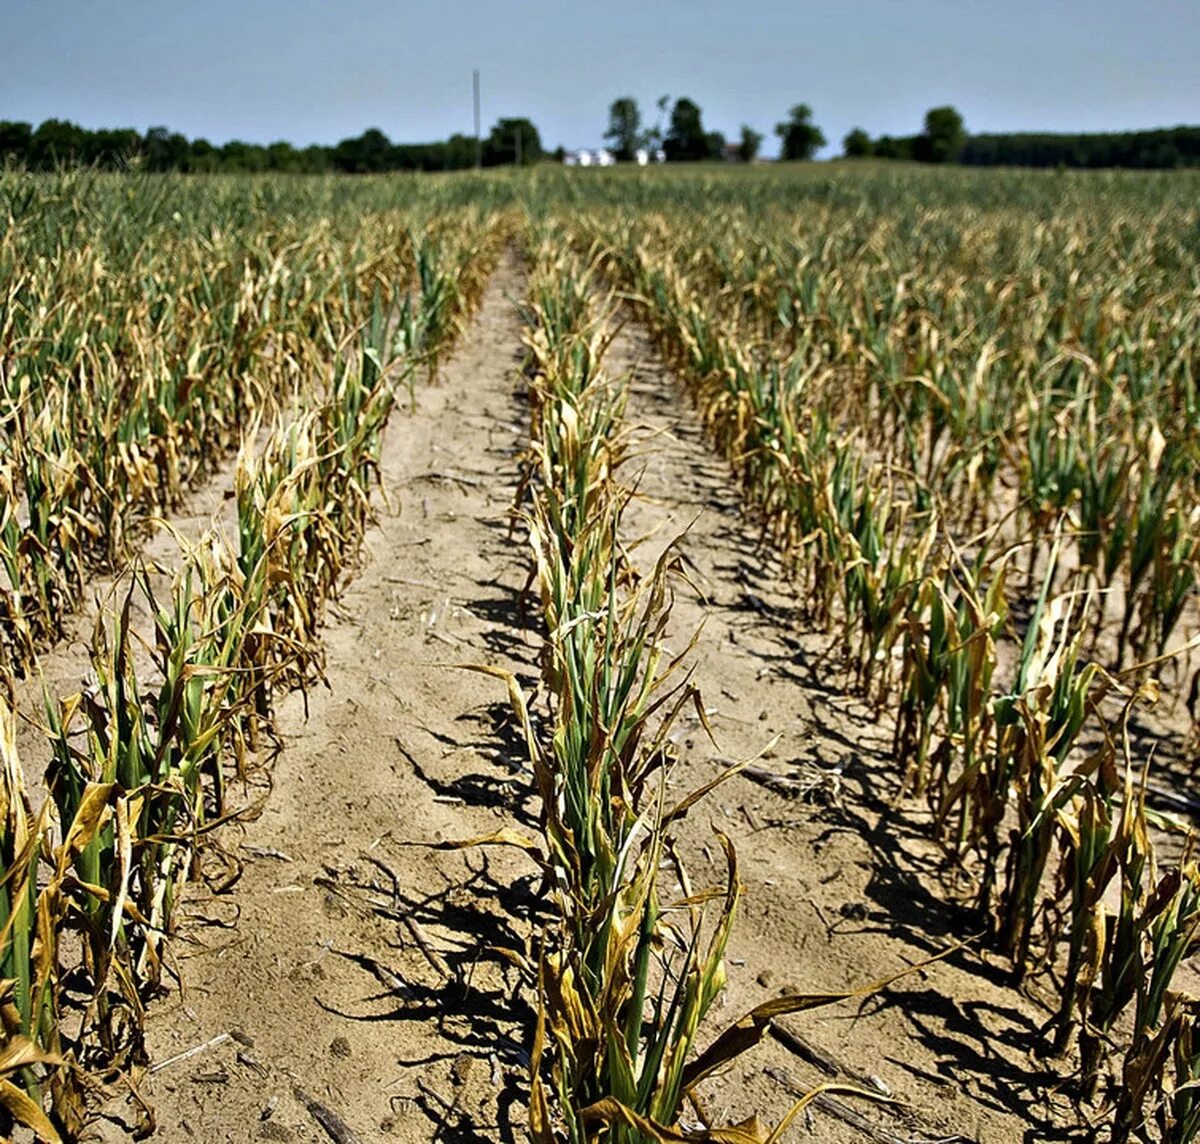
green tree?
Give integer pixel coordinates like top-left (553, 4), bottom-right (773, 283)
top-left (842, 127), bottom-right (871, 158)
top-left (663, 98), bottom-right (713, 162)
top-left (144, 126), bottom-right (191, 172)
top-left (80, 128), bottom-right (140, 169)
top-left (218, 140), bottom-right (270, 172)
top-left (187, 138), bottom-right (218, 172)
top-left (300, 144), bottom-right (330, 172)
top-left (605, 97), bottom-right (643, 162)
top-left (266, 141), bottom-right (301, 171)
top-left (645, 94), bottom-right (670, 152)
top-left (0, 121), bottom-right (32, 165)
top-left (918, 105), bottom-right (966, 163)
top-left (775, 104), bottom-right (825, 161)
top-left (332, 128), bottom-right (392, 173)
top-left (483, 117), bottom-right (542, 166)
top-left (738, 125), bottom-right (763, 162)
top-left (873, 134), bottom-right (915, 161)
top-left (444, 134), bottom-right (477, 169)
top-left (29, 119), bottom-right (89, 168)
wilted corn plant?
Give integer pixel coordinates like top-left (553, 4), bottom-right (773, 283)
top-left (232, 283), bottom-right (441, 714)
top-left (0, 690), bottom-right (64, 1143)
top-left (0, 172), bottom-right (508, 680)
top-left (40, 541), bottom-right (268, 1093)
top-left (0, 193), bottom-right (504, 1138)
top-left (989, 580), bottom-right (1104, 973)
top-left (1050, 741), bottom-right (1200, 1143)
top-left (494, 228), bottom-right (899, 1144)
top-left (564, 175), bottom-right (1200, 1141)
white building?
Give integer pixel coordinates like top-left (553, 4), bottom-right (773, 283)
top-left (563, 148), bottom-right (617, 167)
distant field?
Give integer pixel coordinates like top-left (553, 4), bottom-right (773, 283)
top-left (3, 164), bottom-right (1200, 1143)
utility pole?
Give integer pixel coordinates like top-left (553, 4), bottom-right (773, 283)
top-left (473, 68), bottom-right (482, 170)
top-left (515, 125), bottom-right (522, 167)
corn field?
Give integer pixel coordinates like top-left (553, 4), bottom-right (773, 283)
top-left (0, 169), bottom-right (505, 1138)
top-left (560, 163), bottom-right (1200, 1141)
top-left (2, 164), bottom-right (1199, 1142)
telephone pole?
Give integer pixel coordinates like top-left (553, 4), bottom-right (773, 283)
top-left (473, 69), bottom-right (482, 170)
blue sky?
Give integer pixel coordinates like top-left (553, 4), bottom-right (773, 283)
top-left (3, 1), bottom-right (1197, 156)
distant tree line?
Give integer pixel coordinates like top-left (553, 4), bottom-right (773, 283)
top-left (605, 97), bottom-right (1200, 171)
top-left (601, 96), bottom-right (822, 163)
top-left (604, 97), bottom-right (961, 165)
top-left (840, 106), bottom-right (968, 163)
top-left (5, 106), bottom-right (1199, 174)
top-left (602, 95), bottom-right (729, 161)
top-left (840, 108), bottom-right (1200, 169)
top-left (957, 127), bottom-right (1200, 169)
top-left (0, 117), bottom-right (545, 172)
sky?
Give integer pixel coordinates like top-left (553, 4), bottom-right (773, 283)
top-left (2, 1), bottom-right (1198, 158)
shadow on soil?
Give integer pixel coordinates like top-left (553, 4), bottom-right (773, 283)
top-left (626, 347), bottom-right (1095, 1141)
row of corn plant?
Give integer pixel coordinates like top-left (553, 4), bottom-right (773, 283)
top-left (0, 203), bottom-right (505, 1141)
top-left (558, 197), bottom-right (1200, 1140)
top-left (478, 223), bottom-right (909, 1143)
top-left (0, 173), bottom-right (508, 679)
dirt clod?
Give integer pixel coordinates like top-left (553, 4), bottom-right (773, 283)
top-left (451, 1053), bottom-right (474, 1086)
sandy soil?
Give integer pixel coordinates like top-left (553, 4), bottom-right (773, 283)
top-left (58, 251), bottom-right (1100, 1143)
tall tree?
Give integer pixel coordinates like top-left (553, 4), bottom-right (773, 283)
top-left (331, 128), bottom-right (392, 173)
top-left (0, 121), bottom-right (32, 163)
top-left (605, 97), bottom-right (643, 161)
top-left (266, 141), bottom-right (301, 172)
top-left (918, 105), bottom-right (966, 163)
top-left (664, 98), bottom-right (717, 162)
top-left (29, 119), bottom-right (89, 168)
top-left (738, 125), bottom-right (763, 163)
top-left (775, 104), bottom-right (825, 161)
top-left (873, 135), bottom-right (915, 161)
top-left (483, 118), bottom-right (542, 166)
top-left (842, 128), bottom-right (872, 158)
top-left (644, 94), bottom-right (671, 152)
top-left (144, 126), bottom-right (191, 172)
top-left (84, 128), bottom-right (140, 168)
top-left (187, 138), bottom-right (218, 172)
